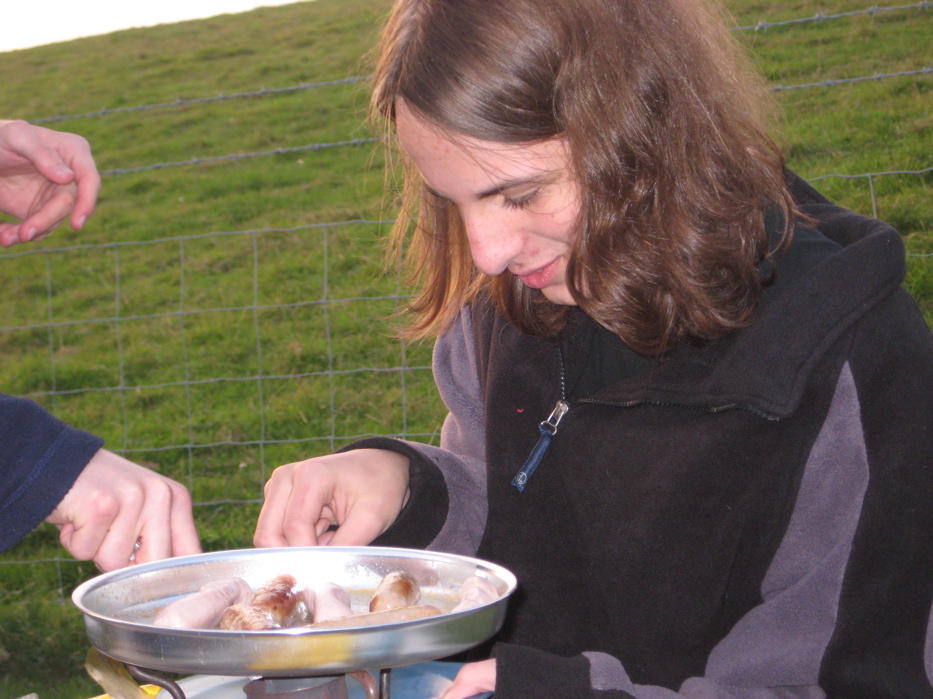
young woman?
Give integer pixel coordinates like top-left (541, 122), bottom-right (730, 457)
top-left (254, 1), bottom-right (933, 697)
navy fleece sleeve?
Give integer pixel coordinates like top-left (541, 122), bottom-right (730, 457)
top-left (0, 394), bottom-right (103, 552)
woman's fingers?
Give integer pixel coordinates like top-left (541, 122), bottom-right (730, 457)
top-left (435, 659), bottom-right (497, 699)
top-left (254, 449), bottom-right (411, 548)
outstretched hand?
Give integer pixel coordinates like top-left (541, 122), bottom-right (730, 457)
top-left (45, 449), bottom-right (201, 572)
top-left (254, 449), bottom-right (411, 548)
top-left (0, 120), bottom-right (100, 248)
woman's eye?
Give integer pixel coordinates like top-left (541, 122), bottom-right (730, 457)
top-left (503, 190), bottom-right (540, 211)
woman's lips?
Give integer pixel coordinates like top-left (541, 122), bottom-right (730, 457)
top-left (516, 258), bottom-right (559, 290)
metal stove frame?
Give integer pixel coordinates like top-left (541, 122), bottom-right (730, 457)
top-left (127, 664), bottom-right (390, 699)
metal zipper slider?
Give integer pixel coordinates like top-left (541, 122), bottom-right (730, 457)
top-left (511, 400), bottom-right (570, 492)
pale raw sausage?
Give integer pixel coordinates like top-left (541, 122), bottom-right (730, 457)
top-left (449, 575), bottom-right (499, 613)
top-left (153, 577), bottom-right (253, 629)
top-left (310, 582), bottom-right (355, 623)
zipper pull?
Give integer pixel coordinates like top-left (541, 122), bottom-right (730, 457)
top-left (511, 400), bottom-right (570, 492)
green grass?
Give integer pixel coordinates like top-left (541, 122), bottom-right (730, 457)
top-left (0, 0), bottom-right (930, 695)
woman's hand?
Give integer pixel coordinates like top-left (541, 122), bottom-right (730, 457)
top-left (436, 659), bottom-right (497, 699)
top-left (45, 449), bottom-right (201, 572)
top-left (253, 449), bottom-right (411, 547)
top-left (0, 120), bottom-right (100, 247)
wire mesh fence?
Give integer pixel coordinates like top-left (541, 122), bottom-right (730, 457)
top-left (0, 0), bottom-right (930, 609)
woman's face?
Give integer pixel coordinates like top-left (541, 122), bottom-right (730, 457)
top-left (395, 102), bottom-right (582, 306)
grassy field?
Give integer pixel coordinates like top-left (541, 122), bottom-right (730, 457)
top-left (0, 0), bottom-right (930, 695)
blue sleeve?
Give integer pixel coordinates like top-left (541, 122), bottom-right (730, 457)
top-left (0, 394), bottom-right (104, 553)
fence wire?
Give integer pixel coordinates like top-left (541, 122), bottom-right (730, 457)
top-left (733, 0), bottom-right (931, 30)
top-left (0, 1), bottom-right (930, 607)
top-left (24, 2), bottom-right (932, 127)
top-left (31, 77), bottom-right (371, 125)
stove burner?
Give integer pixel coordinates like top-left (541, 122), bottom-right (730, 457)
top-left (245, 671), bottom-right (378, 699)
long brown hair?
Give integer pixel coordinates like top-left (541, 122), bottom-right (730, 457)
top-left (371, 0), bottom-right (796, 355)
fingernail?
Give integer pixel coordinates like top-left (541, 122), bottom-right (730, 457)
top-left (77, 215), bottom-right (87, 229)
top-left (25, 227), bottom-right (38, 241)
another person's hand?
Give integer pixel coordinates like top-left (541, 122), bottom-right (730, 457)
top-left (436, 659), bottom-right (496, 699)
top-left (0, 120), bottom-right (100, 248)
top-left (45, 449), bottom-right (201, 572)
top-left (253, 449), bottom-right (410, 548)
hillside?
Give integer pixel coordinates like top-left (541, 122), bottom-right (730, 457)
top-left (0, 0), bottom-right (929, 695)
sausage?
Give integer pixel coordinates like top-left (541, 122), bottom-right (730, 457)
top-left (311, 604), bottom-right (442, 629)
top-left (252, 574), bottom-right (300, 626)
top-left (311, 582), bottom-right (355, 623)
top-left (369, 571), bottom-right (419, 612)
top-left (220, 603), bottom-right (278, 630)
top-left (153, 577), bottom-right (253, 629)
top-left (299, 586), bottom-right (316, 620)
top-left (449, 575), bottom-right (499, 613)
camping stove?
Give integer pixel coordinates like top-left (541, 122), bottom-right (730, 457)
top-left (130, 664), bottom-right (384, 699)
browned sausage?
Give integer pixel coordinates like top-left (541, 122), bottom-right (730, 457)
top-left (311, 604), bottom-right (442, 629)
top-left (252, 574), bottom-right (300, 626)
top-left (220, 603), bottom-right (278, 630)
top-left (369, 571), bottom-right (419, 612)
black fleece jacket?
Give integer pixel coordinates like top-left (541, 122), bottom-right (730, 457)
top-left (354, 177), bottom-right (933, 698)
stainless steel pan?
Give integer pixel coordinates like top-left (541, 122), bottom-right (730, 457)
top-left (72, 546), bottom-right (517, 677)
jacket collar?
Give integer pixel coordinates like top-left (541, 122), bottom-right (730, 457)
top-left (562, 199), bottom-right (906, 420)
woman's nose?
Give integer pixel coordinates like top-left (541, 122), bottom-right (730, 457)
top-left (462, 211), bottom-right (524, 277)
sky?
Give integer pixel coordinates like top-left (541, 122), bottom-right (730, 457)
top-left (3, 0), bottom-right (304, 54)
